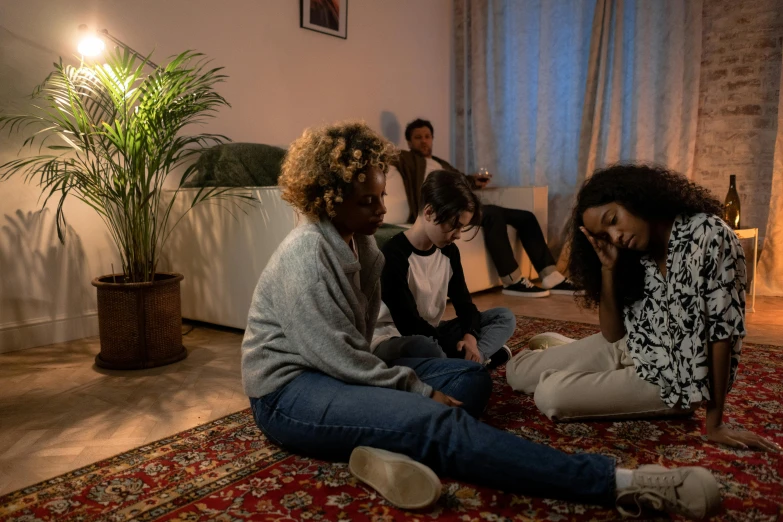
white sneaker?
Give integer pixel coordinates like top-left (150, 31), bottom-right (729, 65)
top-left (527, 332), bottom-right (575, 350)
top-left (617, 465), bottom-right (721, 519)
top-left (349, 446), bottom-right (442, 509)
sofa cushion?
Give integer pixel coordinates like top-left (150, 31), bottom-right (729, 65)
top-left (384, 165), bottom-right (411, 225)
top-left (374, 224), bottom-right (407, 250)
top-left (183, 143), bottom-right (287, 187)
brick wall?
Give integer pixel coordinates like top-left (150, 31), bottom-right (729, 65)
top-left (693, 0), bottom-right (783, 242)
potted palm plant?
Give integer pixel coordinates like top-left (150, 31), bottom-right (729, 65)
top-left (0, 47), bottom-right (244, 369)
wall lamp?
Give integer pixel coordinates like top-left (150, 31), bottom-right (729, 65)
top-left (77, 24), bottom-right (159, 69)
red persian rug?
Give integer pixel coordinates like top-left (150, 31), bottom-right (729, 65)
top-left (1, 317), bottom-right (782, 522)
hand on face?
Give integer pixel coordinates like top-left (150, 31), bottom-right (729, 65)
top-left (580, 226), bottom-right (619, 270)
top-left (581, 202), bottom-right (650, 254)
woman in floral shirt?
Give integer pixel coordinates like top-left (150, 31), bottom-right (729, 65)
top-left (507, 164), bottom-right (780, 452)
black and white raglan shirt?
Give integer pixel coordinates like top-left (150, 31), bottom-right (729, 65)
top-left (624, 213), bottom-right (747, 408)
top-left (372, 232), bottom-right (481, 351)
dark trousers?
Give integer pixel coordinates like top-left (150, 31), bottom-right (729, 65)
top-left (480, 204), bottom-right (556, 278)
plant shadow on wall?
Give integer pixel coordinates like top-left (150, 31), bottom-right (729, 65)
top-left (0, 208), bottom-right (92, 328)
top-left (380, 111), bottom-right (401, 146)
top-left (0, 45), bottom-right (252, 369)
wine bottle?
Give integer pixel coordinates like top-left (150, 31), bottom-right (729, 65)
top-left (724, 174), bottom-right (741, 229)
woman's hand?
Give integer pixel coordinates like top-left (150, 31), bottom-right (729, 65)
top-left (431, 390), bottom-right (463, 407)
top-left (580, 226), bottom-right (619, 270)
top-left (707, 424), bottom-right (782, 452)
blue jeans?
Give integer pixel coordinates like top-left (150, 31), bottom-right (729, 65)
top-left (250, 357), bottom-right (616, 505)
top-left (374, 308), bottom-right (516, 364)
top-left (437, 307), bottom-right (516, 362)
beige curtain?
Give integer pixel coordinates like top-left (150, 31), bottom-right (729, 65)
top-left (454, 0), bottom-right (702, 255)
top-left (578, 0), bottom-right (702, 182)
top-left (755, 60), bottom-right (783, 296)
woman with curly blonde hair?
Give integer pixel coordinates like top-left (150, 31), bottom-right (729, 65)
top-left (241, 123), bottom-right (720, 518)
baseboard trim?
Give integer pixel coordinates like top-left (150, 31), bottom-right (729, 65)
top-left (0, 311), bottom-right (99, 354)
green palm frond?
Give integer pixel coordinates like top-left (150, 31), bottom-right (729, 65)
top-left (0, 47), bottom-right (251, 283)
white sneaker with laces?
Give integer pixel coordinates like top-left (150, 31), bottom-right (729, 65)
top-left (616, 465), bottom-right (721, 519)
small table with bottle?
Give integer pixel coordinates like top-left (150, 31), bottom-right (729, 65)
top-left (724, 174), bottom-right (756, 312)
top-left (732, 227), bottom-right (758, 313)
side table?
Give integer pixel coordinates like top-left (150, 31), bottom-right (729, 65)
top-left (734, 228), bottom-right (758, 313)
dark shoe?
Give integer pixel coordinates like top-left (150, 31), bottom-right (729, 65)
top-left (501, 279), bottom-right (550, 298)
top-left (485, 344), bottom-right (512, 369)
top-left (548, 279), bottom-right (584, 295)
top-left (349, 446), bottom-right (442, 509)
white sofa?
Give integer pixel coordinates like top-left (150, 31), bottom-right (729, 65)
top-left (161, 185), bottom-right (548, 329)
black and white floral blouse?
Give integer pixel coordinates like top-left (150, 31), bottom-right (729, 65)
top-left (623, 213), bottom-right (746, 408)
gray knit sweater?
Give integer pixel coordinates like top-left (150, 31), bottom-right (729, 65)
top-left (241, 218), bottom-right (433, 399)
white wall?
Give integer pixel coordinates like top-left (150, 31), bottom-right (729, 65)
top-left (0, 0), bottom-right (453, 352)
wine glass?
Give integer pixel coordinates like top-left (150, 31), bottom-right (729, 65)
top-left (477, 167), bottom-right (491, 181)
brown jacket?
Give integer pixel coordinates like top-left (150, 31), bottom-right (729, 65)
top-left (394, 150), bottom-right (461, 223)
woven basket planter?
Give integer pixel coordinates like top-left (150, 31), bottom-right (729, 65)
top-left (92, 272), bottom-right (187, 370)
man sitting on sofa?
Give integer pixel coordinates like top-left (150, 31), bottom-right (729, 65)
top-left (392, 118), bottom-right (576, 298)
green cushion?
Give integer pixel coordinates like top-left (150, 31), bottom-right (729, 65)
top-left (374, 224), bottom-right (406, 250)
top-left (183, 143), bottom-right (287, 187)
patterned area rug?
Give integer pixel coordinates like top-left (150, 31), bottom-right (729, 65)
top-left (2, 317), bottom-right (782, 522)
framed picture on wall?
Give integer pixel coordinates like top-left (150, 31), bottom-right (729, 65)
top-left (300, 0), bottom-right (348, 39)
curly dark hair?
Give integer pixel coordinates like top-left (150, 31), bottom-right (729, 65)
top-left (568, 164), bottom-right (723, 309)
top-left (404, 118), bottom-right (433, 141)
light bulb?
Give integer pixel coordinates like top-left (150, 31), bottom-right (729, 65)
top-left (78, 35), bottom-right (105, 57)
